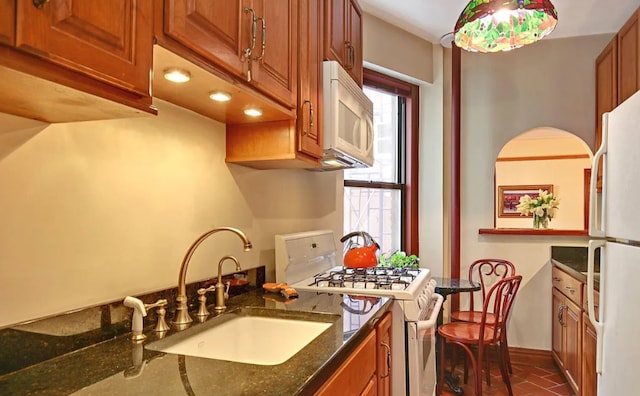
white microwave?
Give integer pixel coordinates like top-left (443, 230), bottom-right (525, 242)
top-left (320, 61), bottom-right (374, 170)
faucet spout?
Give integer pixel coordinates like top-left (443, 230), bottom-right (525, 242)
top-left (173, 227), bottom-right (252, 326)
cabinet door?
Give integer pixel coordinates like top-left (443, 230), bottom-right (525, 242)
top-left (582, 312), bottom-right (598, 396)
top-left (252, 0), bottom-right (297, 107)
top-left (360, 376), bottom-right (377, 396)
top-left (324, 0), bottom-right (347, 65)
top-left (563, 297), bottom-right (581, 394)
top-left (297, 0), bottom-right (323, 159)
top-left (164, 0), bottom-right (248, 79)
top-left (15, 0), bottom-right (153, 96)
top-left (315, 331), bottom-right (376, 396)
top-left (595, 37), bottom-right (618, 191)
top-left (376, 312), bottom-right (392, 396)
top-left (551, 288), bottom-right (564, 365)
top-left (0, 0), bottom-right (14, 45)
top-left (618, 9), bottom-right (640, 103)
top-left (347, 0), bottom-right (362, 86)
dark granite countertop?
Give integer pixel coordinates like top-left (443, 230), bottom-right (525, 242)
top-left (551, 246), bottom-right (600, 290)
top-left (0, 290), bottom-right (391, 396)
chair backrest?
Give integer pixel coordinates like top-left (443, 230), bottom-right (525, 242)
top-left (467, 258), bottom-right (516, 310)
top-left (479, 275), bottom-right (523, 344)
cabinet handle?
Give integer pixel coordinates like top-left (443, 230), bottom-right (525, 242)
top-left (557, 305), bottom-right (565, 326)
top-left (345, 41), bottom-right (353, 69)
top-left (32, 0), bottom-right (49, 9)
top-left (301, 100), bottom-right (314, 135)
top-left (552, 276), bottom-right (561, 282)
top-left (254, 16), bottom-right (266, 62)
top-left (243, 7), bottom-right (258, 82)
top-left (564, 286), bottom-right (576, 294)
top-left (381, 342), bottom-right (391, 378)
top-left (349, 44), bottom-right (355, 69)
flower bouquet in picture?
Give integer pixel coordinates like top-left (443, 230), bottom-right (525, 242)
top-left (515, 189), bottom-right (559, 229)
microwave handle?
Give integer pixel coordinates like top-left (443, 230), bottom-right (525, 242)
top-left (366, 117), bottom-right (374, 153)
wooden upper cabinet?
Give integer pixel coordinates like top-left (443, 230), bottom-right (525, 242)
top-left (297, 0), bottom-right (323, 159)
top-left (324, 0), bottom-right (363, 86)
top-left (595, 36), bottom-right (617, 191)
top-left (163, 0), bottom-right (247, 79)
top-left (348, 0), bottom-right (363, 86)
top-left (0, 0), bottom-right (15, 46)
top-left (15, 0), bottom-right (153, 96)
top-left (618, 8), bottom-right (640, 103)
top-left (325, 0), bottom-right (347, 65)
top-left (251, 0), bottom-right (297, 107)
top-left (163, 0), bottom-right (296, 108)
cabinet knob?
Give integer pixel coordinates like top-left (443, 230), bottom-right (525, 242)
top-left (33, 0), bottom-right (49, 9)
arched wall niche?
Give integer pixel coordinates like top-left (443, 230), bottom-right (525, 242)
top-left (494, 127), bottom-right (592, 230)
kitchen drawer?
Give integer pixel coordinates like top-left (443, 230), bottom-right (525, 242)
top-left (552, 267), bottom-right (582, 306)
top-left (582, 285), bottom-right (600, 320)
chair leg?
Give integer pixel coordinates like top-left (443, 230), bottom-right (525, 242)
top-left (437, 337), bottom-right (445, 395)
top-left (497, 343), bottom-right (514, 396)
top-left (503, 332), bottom-right (513, 374)
top-left (484, 346), bottom-right (491, 387)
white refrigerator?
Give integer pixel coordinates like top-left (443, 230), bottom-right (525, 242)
top-left (587, 89), bottom-right (640, 395)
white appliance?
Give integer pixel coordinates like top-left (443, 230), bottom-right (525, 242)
top-left (587, 89), bottom-right (640, 395)
top-left (319, 61), bottom-right (374, 170)
top-left (275, 230), bottom-right (443, 395)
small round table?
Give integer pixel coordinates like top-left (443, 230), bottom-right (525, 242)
top-left (433, 277), bottom-right (481, 395)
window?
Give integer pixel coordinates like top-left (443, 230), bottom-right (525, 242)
top-left (343, 69), bottom-right (419, 256)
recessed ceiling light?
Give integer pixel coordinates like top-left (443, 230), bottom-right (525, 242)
top-left (209, 91), bottom-right (232, 102)
top-left (163, 68), bottom-right (191, 83)
top-left (244, 107), bottom-right (263, 117)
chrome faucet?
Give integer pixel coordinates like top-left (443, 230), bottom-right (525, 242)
top-left (214, 256), bottom-right (242, 312)
top-left (173, 227), bottom-right (252, 326)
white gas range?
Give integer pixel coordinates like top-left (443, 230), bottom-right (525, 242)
top-left (275, 230), bottom-right (443, 396)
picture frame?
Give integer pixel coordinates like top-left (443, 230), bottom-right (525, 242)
top-left (498, 185), bottom-right (554, 218)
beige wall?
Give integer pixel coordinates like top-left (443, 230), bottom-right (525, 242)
top-left (363, 12), bottom-right (434, 84)
top-left (0, 100), bottom-right (343, 328)
top-left (455, 34), bottom-right (613, 350)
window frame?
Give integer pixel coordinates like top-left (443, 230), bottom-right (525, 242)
top-left (344, 68), bottom-right (420, 254)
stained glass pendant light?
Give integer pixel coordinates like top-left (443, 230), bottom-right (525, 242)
top-left (454, 0), bottom-right (557, 53)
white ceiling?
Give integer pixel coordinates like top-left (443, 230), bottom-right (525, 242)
top-left (359, 0), bottom-right (640, 44)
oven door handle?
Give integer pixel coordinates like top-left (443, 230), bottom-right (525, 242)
top-left (416, 293), bottom-right (443, 332)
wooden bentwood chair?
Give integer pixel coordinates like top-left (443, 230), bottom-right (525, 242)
top-left (437, 275), bottom-right (522, 396)
top-left (451, 259), bottom-right (516, 378)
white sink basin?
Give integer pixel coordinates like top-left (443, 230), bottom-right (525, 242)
top-left (147, 308), bottom-right (338, 366)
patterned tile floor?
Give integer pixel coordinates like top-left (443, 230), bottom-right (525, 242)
top-left (439, 362), bottom-right (576, 396)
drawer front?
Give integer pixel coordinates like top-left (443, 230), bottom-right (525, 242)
top-left (552, 267), bottom-right (582, 306)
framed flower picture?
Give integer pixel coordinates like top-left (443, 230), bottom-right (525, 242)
top-left (498, 185), bottom-right (553, 218)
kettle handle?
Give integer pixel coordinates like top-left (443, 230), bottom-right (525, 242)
top-left (340, 231), bottom-right (365, 243)
top-left (340, 231), bottom-right (379, 249)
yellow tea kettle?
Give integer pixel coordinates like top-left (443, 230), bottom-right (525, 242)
top-left (340, 231), bottom-right (380, 268)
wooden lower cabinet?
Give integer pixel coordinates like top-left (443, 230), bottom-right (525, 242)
top-left (551, 279), bottom-right (581, 395)
top-left (582, 312), bottom-right (598, 396)
top-left (376, 311), bottom-right (392, 396)
top-left (315, 330), bottom-right (377, 396)
top-left (552, 267), bottom-right (601, 396)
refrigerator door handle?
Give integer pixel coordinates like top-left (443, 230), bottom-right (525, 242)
top-left (588, 239), bottom-right (605, 374)
top-left (589, 113), bottom-right (608, 238)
